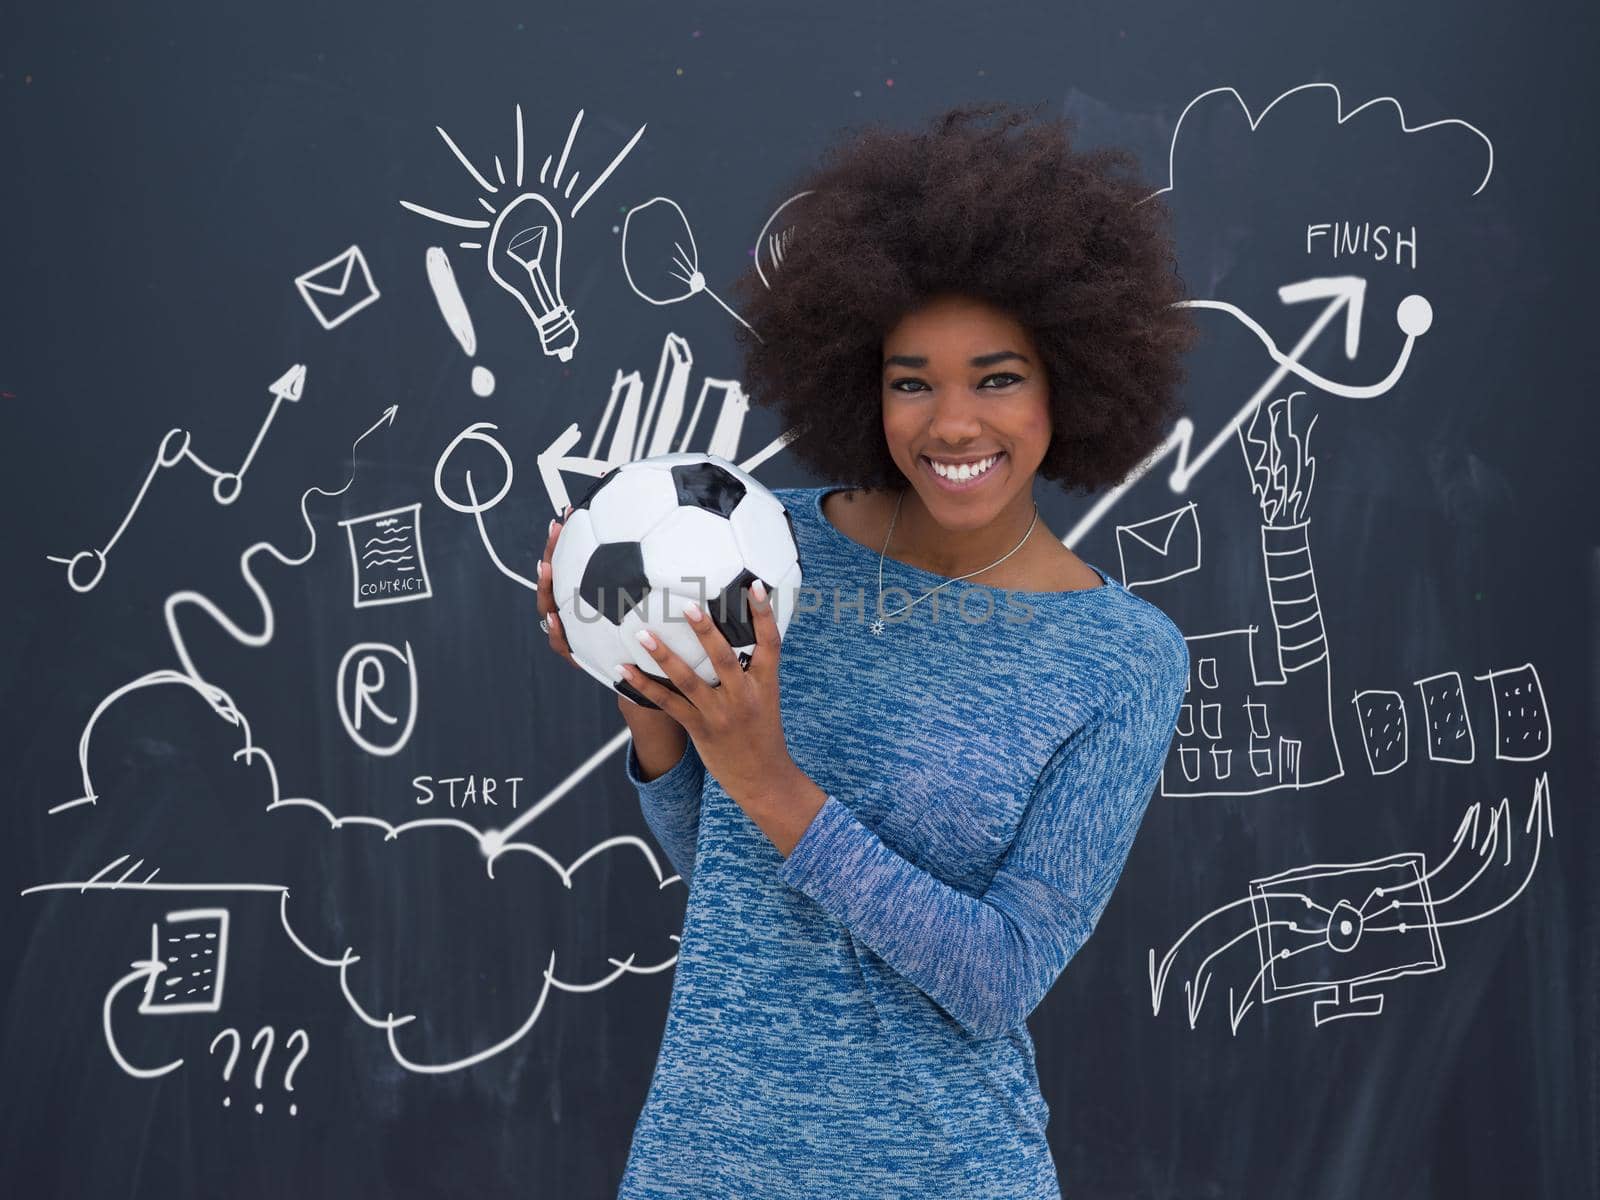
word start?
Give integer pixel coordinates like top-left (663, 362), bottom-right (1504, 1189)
top-left (414, 775), bottom-right (526, 808)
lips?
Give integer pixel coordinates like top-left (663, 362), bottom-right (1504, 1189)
top-left (920, 451), bottom-right (1006, 491)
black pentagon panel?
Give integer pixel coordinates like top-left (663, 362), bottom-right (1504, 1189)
top-left (671, 462), bottom-right (746, 518)
top-left (579, 541), bottom-right (651, 625)
top-left (614, 672), bottom-right (689, 711)
top-left (571, 466), bottom-right (622, 515)
top-left (707, 567), bottom-right (763, 648)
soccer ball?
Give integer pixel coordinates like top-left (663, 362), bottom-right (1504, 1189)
top-left (549, 453), bottom-right (804, 710)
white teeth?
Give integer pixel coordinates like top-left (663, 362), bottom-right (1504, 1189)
top-left (928, 453), bottom-right (999, 481)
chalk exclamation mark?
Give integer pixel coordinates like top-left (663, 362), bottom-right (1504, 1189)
top-left (425, 246), bottom-right (496, 398)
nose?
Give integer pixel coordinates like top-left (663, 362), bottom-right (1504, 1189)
top-left (925, 389), bottom-right (985, 445)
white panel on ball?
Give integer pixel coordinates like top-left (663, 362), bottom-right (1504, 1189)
top-left (640, 506), bottom-right (745, 596)
top-left (548, 509), bottom-right (601, 611)
top-left (727, 490), bottom-right (798, 587)
top-left (559, 592), bottom-right (626, 681)
top-left (586, 464), bottom-right (682, 544)
top-left (770, 558), bottom-right (803, 639)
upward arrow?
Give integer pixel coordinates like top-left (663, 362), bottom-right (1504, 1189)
top-left (1278, 277), bottom-right (1367, 359)
top-left (269, 363), bottom-right (308, 403)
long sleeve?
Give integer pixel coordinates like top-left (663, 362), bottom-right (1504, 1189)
top-left (776, 662), bottom-right (1185, 1041)
top-left (615, 490), bottom-right (1193, 1194)
top-left (623, 733), bottom-right (707, 887)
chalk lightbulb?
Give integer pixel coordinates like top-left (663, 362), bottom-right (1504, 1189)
top-left (487, 193), bottom-right (579, 363)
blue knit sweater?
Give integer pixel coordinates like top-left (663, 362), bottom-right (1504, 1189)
top-left (617, 485), bottom-right (1189, 1199)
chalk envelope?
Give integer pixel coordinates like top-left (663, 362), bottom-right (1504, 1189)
top-left (295, 244), bottom-right (382, 330)
top-left (1116, 503), bottom-right (1201, 588)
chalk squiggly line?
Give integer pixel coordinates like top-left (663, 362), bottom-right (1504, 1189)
top-left (155, 405), bottom-right (400, 689)
top-left (30, 400), bottom-right (684, 1071)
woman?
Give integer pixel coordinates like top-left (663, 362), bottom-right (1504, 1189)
top-left (537, 101), bottom-right (1197, 1200)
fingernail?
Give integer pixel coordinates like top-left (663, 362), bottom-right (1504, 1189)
top-left (536, 560), bottom-right (546, 581)
top-left (613, 663), bottom-right (628, 679)
top-left (548, 518), bottom-right (556, 537)
top-left (635, 629), bottom-right (658, 650)
top-left (683, 600), bottom-right (702, 621)
top-left (750, 579), bottom-right (767, 601)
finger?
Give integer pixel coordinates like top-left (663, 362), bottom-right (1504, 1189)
top-left (682, 599), bottom-right (743, 691)
top-left (539, 506), bottom-right (577, 612)
top-left (617, 657), bottom-right (696, 727)
top-left (545, 609), bottom-right (575, 661)
top-left (537, 518), bottom-right (559, 617)
top-left (630, 622), bottom-right (713, 716)
top-left (747, 578), bottom-right (781, 678)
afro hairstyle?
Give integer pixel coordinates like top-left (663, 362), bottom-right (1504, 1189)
top-left (729, 100), bottom-right (1199, 496)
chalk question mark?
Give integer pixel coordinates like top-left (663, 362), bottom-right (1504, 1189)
top-left (211, 1025), bottom-right (308, 1114)
top-left (249, 1026), bottom-right (275, 1115)
top-left (282, 1029), bottom-right (310, 1117)
top-left (209, 1027), bottom-right (241, 1108)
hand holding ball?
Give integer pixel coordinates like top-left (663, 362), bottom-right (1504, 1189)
top-left (547, 454), bottom-right (804, 711)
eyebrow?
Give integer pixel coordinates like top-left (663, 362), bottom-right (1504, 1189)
top-left (883, 350), bottom-right (1030, 370)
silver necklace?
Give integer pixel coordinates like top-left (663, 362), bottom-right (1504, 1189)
top-left (871, 489), bottom-right (1039, 634)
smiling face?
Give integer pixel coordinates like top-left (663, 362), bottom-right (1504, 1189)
top-left (879, 292), bottom-right (1053, 554)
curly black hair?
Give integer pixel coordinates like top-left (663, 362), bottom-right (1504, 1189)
top-left (730, 100), bottom-right (1199, 496)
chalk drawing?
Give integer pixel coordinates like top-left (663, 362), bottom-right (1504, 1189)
top-left (46, 364), bottom-right (306, 592)
top-left (621, 196), bottom-right (761, 341)
top-left (338, 503), bottom-right (433, 609)
top-left (1150, 772), bottom-right (1552, 1033)
top-left (401, 104), bottom-right (647, 363)
top-left (294, 245), bottom-right (381, 330)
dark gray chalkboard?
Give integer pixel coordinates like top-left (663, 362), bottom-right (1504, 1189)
top-left (3, 2), bottom-right (1595, 1197)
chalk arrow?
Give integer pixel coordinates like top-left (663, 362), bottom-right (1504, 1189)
top-left (270, 363), bottom-right (308, 403)
top-left (1148, 891), bottom-right (1320, 1014)
top-left (367, 403), bottom-right (400, 436)
top-left (1483, 796), bottom-right (1512, 866)
top-left (1376, 775), bottom-right (1552, 933)
top-left (535, 422), bottom-right (616, 517)
top-left (103, 958), bottom-right (184, 1079)
top-left (1433, 810), bottom-right (1504, 906)
top-left (1431, 777), bottom-right (1550, 928)
top-left (1228, 986), bottom-right (1253, 1036)
top-left (1364, 799), bottom-right (1487, 914)
top-left (1459, 801), bottom-right (1483, 853)
top-left (1184, 972), bottom-right (1212, 1030)
top-left (1176, 274), bottom-right (1429, 412)
top-left (1278, 277), bottom-right (1367, 359)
